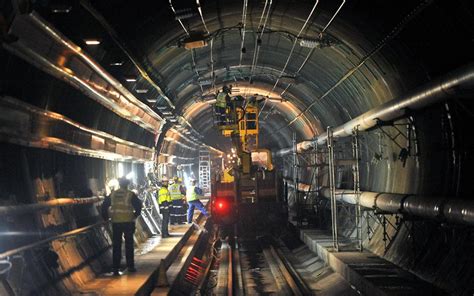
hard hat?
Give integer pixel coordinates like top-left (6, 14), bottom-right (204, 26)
top-left (173, 176), bottom-right (179, 182)
top-left (178, 178), bottom-right (183, 183)
top-left (222, 85), bottom-right (231, 93)
top-left (118, 177), bottom-right (130, 187)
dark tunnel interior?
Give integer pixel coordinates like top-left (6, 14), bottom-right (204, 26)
top-left (1, 0), bottom-right (474, 295)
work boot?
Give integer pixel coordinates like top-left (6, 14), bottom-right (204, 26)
top-left (113, 269), bottom-right (122, 276)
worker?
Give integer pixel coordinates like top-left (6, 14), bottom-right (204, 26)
top-left (147, 169), bottom-right (158, 187)
top-left (158, 180), bottom-right (172, 238)
top-left (247, 96), bottom-right (258, 108)
top-left (186, 179), bottom-right (210, 223)
top-left (101, 177), bottom-right (142, 276)
top-left (169, 177), bottom-right (186, 224)
top-left (215, 85), bottom-right (231, 125)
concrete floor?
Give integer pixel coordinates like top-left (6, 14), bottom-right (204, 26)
top-left (77, 224), bottom-right (191, 296)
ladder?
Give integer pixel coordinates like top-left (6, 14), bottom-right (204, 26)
top-left (199, 150), bottom-right (211, 195)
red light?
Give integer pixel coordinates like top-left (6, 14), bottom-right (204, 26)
top-left (218, 202), bottom-right (224, 209)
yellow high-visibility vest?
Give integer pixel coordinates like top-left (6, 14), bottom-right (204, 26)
top-left (186, 186), bottom-right (199, 202)
top-left (110, 189), bottom-right (135, 223)
top-left (158, 187), bottom-right (171, 204)
top-left (216, 92), bottom-right (228, 108)
top-left (169, 183), bottom-right (183, 200)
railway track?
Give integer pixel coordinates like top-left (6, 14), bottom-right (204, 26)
top-left (212, 236), bottom-right (312, 295)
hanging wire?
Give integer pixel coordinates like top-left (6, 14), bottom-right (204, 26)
top-left (249, 0), bottom-right (273, 84)
top-left (268, 0), bottom-right (321, 95)
top-left (264, 0), bottom-right (347, 121)
top-left (239, 0), bottom-right (249, 65)
top-left (271, 0), bottom-right (434, 133)
top-left (280, 0), bottom-right (347, 98)
top-left (169, 0), bottom-right (190, 36)
top-left (259, 0), bottom-right (320, 118)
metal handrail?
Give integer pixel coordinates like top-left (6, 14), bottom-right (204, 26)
top-left (0, 221), bottom-right (109, 260)
top-left (0, 196), bottom-right (104, 216)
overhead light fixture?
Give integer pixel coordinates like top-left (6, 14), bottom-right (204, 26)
top-left (136, 89), bottom-right (149, 94)
top-left (198, 79), bottom-right (212, 86)
top-left (51, 5), bottom-right (72, 13)
top-left (84, 39), bottom-right (101, 45)
top-left (125, 76), bottom-right (137, 82)
top-left (182, 34), bottom-right (208, 50)
top-left (299, 38), bottom-right (321, 48)
top-left (110, 61), bottom-right (123, 66)
top-left (299, 37), bottom-right (332, 48)
top-left (184, 40), bottom-right (207, 49)
top-left (146, 99), bottom-right (157, 103)
top-left (162, 111), bottom-right (173, 115)
top-left (156, 106), bottom-right (168, 110)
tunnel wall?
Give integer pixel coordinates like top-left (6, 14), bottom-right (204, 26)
top-left (0, 143), bottom-right (153, 295)
top-left (298, 97), bottom-right (474, 294)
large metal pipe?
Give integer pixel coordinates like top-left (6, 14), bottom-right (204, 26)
top-left (0, 96), bottom-right (155, 162)
top-left (319, 187), bottom-right (474, 226)
top-left (0, 221), bottom-right (109, 260)
top-left (4, 12), bottom-right (165, 135)
top-left (276, 63), bottom-right (474, 156)
top-left (0, 196), bottom-right (104, 216)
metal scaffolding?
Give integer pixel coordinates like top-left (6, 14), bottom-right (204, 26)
top-left (199, 150), bottom-right (211, 195)
top-left (327, 127), bottom-right (339, 251)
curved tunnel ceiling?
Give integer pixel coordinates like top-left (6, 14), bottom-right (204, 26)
top-left (31, 0), bottom-right (474, 156)
top-left (131, 0), bottom-right (424, 152)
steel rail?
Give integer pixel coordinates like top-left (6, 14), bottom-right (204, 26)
top-left (195, 236), bottom-right (220, 293)
top-left (216, 241), bottom-right (233, 295)
top-left (258, 238), bottom-right (296, 295)
top-left (0, 221), bottom-right (109, 260)
top-left (271, 244), bottom-right (313, 295)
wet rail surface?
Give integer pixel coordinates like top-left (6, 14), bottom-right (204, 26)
top-left (209, 236), bottom-right (311, 296)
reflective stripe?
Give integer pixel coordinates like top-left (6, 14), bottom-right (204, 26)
top-left (158, 188), bottom-right (171, 204)
top-left (169, 184), bottom-right (183, 200)
top-left (110, 189), bottom-right (135, 223)
top-left (216, 93), bottom-right (227, 108)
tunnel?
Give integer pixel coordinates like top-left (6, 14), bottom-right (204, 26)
top-left (0, 0), bottom-right (474, 295)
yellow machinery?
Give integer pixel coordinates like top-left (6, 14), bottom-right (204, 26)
top-left (217, 97), bottom-right (274, 185)
top-left (222, 167), bottom-right (234, 183)
top-left (220, 104), bottom-right (258, 153)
